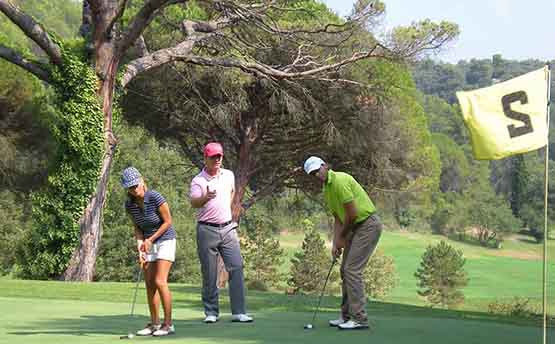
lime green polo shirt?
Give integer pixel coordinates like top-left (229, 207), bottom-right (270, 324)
top-left (323, 170), bottom-right (376, 224)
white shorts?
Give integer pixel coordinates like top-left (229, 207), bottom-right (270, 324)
top-left (145, 239), bottom-right (176, 262)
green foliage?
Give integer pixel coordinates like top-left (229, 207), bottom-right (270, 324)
top-left (415, 241), bottom-right (468, 308)
top-left (431, 133), bottom-right (470, 193)
top-left (0, 191), bottom-right (29, 275)
top-left (464, 59), bottom-right (493, 87)
top-left (363, 249), bottom-right (398, 300)
top-left (420, 94), bottom-right (467, 144)
top-left (241, 210), bottom-right (284, 290)
top-left (511, 156), bottom-right (555, 237)
top-left (15, 41), bottom-right (105, 279)
top-left (139, 0), bottom-right (208, 51)
top-left (412, 61), bottom-right (465, 104)
top-left (15, 0), bottom-right (81, 40)
top-left (287, 219), bottom-right (338, 294)
top-left (395, 207), bottom-right (416, 228)
top-left (510, 156), bottom-right (528, 217)
top-left (391, 19), bottom-right (459, 58)
top-left (454, 164), bottom-right (521, 246)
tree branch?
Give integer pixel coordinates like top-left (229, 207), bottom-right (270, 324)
top-left (174, 45), bottom-right (383, 81)
top-left (121, 13), bottom-right (230, 87)
top-left (134, 35), bottom-right (149, 57)
top-left (0, 0), bottom-right (62, 66)
top-left (121, 36), bottom-right (202, 87)
top-left (118, 0), bottom-right (185, 56)
top-left (0, 43), bottom-right (50, 82)
top-left (106, 0), bottom-right (130, 38)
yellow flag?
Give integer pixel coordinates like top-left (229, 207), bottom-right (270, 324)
top-left (456, 66), bottom-right (549, 160)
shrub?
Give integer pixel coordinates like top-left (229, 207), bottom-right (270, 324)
top-left (363, 249), bottom-right (399, 300)
top-left (414, 241), bottom-right (468, 308)
top-left (488, 297), bottom-right (539, 318)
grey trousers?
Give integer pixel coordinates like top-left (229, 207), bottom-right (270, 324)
top-left (340, 214), bottom-right (382, 325)
top-left (196, 223), bottom-right (246, 316)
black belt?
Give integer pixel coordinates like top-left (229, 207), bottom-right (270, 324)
top-left (198, 220), bottom-right (232, 228)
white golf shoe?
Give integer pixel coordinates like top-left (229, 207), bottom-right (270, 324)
top-left (337, 320), bottom-right (369, 330)
top-left (231, 314), bottom-right (254, 323)
top-left (152, 324), bottom-right (175, 336)
top-left (136, 323), bottom-right (161, 336)
top-left (329, 317), bottom-right (347, 327)
top-left (204, 315), bottom-right (219, 323)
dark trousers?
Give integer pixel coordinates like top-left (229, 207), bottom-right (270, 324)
top-left (196, 223), bottom-right (246, 316)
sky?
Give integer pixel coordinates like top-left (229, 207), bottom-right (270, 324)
top-left (321, 0), bottom-right (555, 63)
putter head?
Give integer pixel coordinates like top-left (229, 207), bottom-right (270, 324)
top-left (304, 324), bottom-right (313, 330)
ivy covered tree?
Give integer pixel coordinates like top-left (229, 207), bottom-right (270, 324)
top-left (287, 219), bottom-right (338, 294)
top-left (414, 241), bottom-right (468, 308)
top-left (241, 210), bottom-right (284, 291)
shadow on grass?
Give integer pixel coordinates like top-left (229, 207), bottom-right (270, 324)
top-left (517, 237), bottom-right (540, 245)
top-left (4, 283), bottom-right (553, 344)
top-left (7, 308), bottom-right (551, 344)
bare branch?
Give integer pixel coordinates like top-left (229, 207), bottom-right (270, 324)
top-left (122, 36), bottom-right (201, 87)
top-left (0, 43), bottom-right (50, 82)
top-left (174, 45), bottom-right (383, 80)
top-left (118, 0), bottom-right (185, 56)
top-left (134, 35), bottom-right (149, 57)
top-left (243, 167), bottom-right (302, 209)
top-left (0, 0), bottom-right (62, 66)
top-left (106, 0), bottom-right (130, 37)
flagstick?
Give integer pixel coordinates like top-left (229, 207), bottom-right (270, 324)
top-left (543, 63), bottom-right (551, 344)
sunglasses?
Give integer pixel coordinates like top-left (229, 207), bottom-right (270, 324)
top-left (207, 154), bottom-right (223, 160)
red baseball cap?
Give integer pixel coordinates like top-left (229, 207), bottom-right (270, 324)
top-left (204, 142), bottom-right (224, 157)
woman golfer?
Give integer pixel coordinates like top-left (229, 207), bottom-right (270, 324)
top-left (122, 167), bottom-right (177, 336)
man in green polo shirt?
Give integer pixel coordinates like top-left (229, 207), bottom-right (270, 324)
top-left (304, 156), bottom-right (383, 330)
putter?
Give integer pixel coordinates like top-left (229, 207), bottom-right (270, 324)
top-left (120, 261), bottom-right (144, 339)
top-left (304, 257), bottom-right (337, 330)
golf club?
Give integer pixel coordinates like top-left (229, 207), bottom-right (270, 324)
top-left (304, 257), bottom-right (337, 330)
top-left (120, 261), bottom-right (144, 339)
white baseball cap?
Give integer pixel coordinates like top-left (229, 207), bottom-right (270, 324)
top-left (303, 156), bottom-right (325, 175)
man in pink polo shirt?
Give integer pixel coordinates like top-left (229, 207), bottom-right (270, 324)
top-left (190, 142), bottom-right (253, 324)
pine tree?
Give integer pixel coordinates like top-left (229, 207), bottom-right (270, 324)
top-left (287, 219), bottom-right (338, 294)
top-left (241, 212), bottom-right (284, 291)
top-left (363, 250), bottom-right (399, 300)
top-left (414, 241), bottom-right (468, 308)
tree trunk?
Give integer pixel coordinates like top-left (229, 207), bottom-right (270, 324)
top-left (231, 111), bottom-right (256, 222)
top-left (62, 10), bottom-right (120, 280)
top-left (61, 148), bottom-right (115, 281)
top-left (218, 122), bottom-right (255, 287)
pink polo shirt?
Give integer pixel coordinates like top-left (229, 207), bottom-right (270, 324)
top-left (190, 168), bottom-right (235, 224)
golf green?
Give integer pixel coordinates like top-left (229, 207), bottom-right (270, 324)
top-left (1, 296), bottom-right (548, 344)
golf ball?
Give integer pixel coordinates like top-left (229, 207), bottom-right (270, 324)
top-left (305, 324), bottom-right (312, 329)
top-left (128, 334), bottom-right (134, 339)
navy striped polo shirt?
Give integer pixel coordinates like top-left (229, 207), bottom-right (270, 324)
top-left (125, 190), bottom-right (176, 242)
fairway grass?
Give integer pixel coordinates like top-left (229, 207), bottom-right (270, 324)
top-left (280, 230), bottom-right (555, 312)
